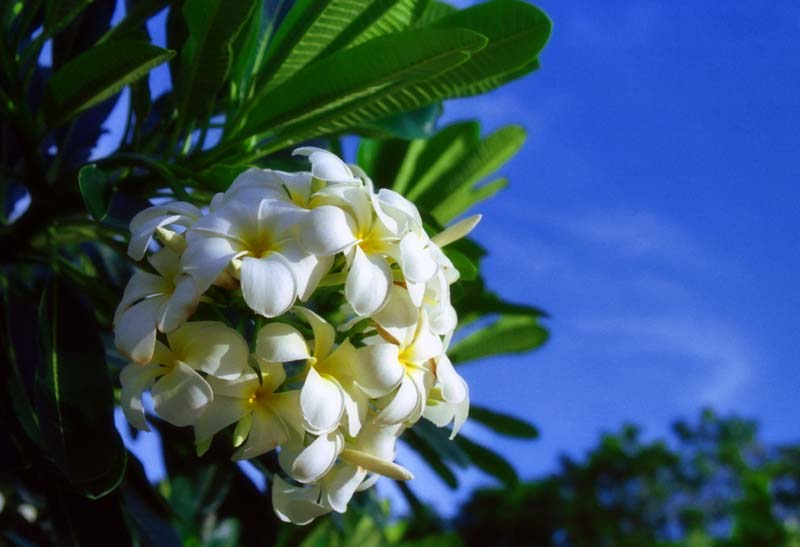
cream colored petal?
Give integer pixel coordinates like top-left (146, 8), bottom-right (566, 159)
top-left (115, 271), bottom-right (170, 322)
top-left (299, 205), bottom-right (357, 256)
top-left (353, 344), bottom-right (404, 399)
top-left (435, 354), bottom-right (467, 404)
top-left (374, 374), bottom-right (419, 426)
top-left (300, 368), bottom-right (344, 435)
top-left (371, 284), bottom-right (417, 346)
top-left (120, 362), bottom-right (163, 431)
top-left (290, 431), bottom-right (344, 484)
top-left (168, 321), bottom-right (248, 380)
top-left (193, 395), bottom-right (251, 443)
top-left (114, 297), bottom-right (162, 364)
top-left (240, 255), bottom-right (296, 318)
top-left (151, 361), bottom-right (213, 427)
top-left (399, 232), bottom-right (437, 284)
top-left (156, 275), bottom-right (199, 333)
top-left (293, 147), bottom-right (358, 184)
top-left (322, 464), bottom-right (366, 513)
top-left (233, 405), bottom-right (289, 460)
top-left (270, 390), bottom-right (303, 439)
top-left (280, 241), bottom-right (333, 302)
top-left (256, 322), bottom-right (311, 363)
top-left (271, 476), bottom-right (328, 525)
top-left (345, 247), bottom-right (391, 316)
top-left (293, 306), bottom-right (335, 361)
top-left (340, 382), bottom-right (368, 437)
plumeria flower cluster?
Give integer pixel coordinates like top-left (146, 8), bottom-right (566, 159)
top-left (115, 147), bottom-right (478, 524)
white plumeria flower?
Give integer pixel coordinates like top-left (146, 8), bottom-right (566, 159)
top-left (193, 357), bottom-right (303, 460)
top-left (181, 198), bottom-right (331, 317)
top-left (424, 355), bottom-right (470, 439)
top-left (114, 247), bottom-right (200, 364)
top-left (299, 185), bottom-right (399, 315)
top-left (256, 307), bottom-right (372, 436)
top-left (358, 287), bottom-right (443, 426)
top-left (127, 201), bottom-right (201, 261)
top-left (120, 321), bottom-right (248, 430)
top-left (213, 147), bottom-right (361, 211)
top-left (272, 420), bottom-right (409, 525)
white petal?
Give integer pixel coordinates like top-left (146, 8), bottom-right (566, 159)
top-left (435, 354), bottom-right (467, 404)
top-left (205, 370), bottom-right (260, 398)
top-left (353, 344), bottom-right (404, 398)
top-left (291, 431), bottom-right (344, 484)
top-left (157, 275), bottom-right (199, 333)
top-left (293, 306), bottom-right (335, 361)
top-left (345, 247), bottom-right (391, 316)
top-left (406, 280), bottom-right (426, 308)
top-left (151, 361), bottom-right (213, 427)
top-left (376, 189), bottom-right (422, 233)
top-left (167, 321), bottom-right (249, 379)
top-left (193, 396), bottom-right (251, 443)
top-left (432, 214), bottom-right (482, 247)
top-left (293, 147), bottom-right (358, 184)
top-left (406, 315), bottom-right (443, 365)
top-left (148, 247), bottom-right (180, 279)
top-left (270, 390), bottom-right (304, 439)
top-left (400, 232), bottom-right (437, 284)
top-left (256, 322), bottom-right (311, 363)
top-left (322, 464), bottom-right (366, 513)
top-left (280, 241), bottom-right (333, 301)
top-left (300, 368), bottom-right (344, 435)
top-left (180, 236), bottom-right (238, 293)
top-left (375, 374), bottom-right (419, 426)
top-left (371, 285), bottom-right (418, 345)
top-left (115, 271), bottom-right (170, 323)
top-left (114, 297), bottom-right (162, 364)
top-left (120, 363), bottom-right (163, 431)
top-left (407, 367), bottom-right (433, 423)
top-left (451, 387), bottom-right (470, 439)
top-left (340, 383), bottom-right (368, 437)
top-left (271, 476), bottom-right (328, 525)
top-left (354, 420), bottom-right (404, 461)
top-left (240, 255), bottom-right (296, 317)
top-left (299, 206), bottom-right (356, 256)
top-left (234, 406), bottom-right (289, 460)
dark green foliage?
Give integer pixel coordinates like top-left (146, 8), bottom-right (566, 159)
top-left (0, 0), bottom-right (552, 542)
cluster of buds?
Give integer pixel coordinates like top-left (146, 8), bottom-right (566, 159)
top-left (114, 148), bottom-right (477, 524)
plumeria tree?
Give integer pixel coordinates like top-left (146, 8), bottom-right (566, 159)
top-left (0, 0), bottom-right (550, 544)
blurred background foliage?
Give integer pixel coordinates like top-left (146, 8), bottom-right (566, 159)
top-left (2, 0), bottom-right (797, 546)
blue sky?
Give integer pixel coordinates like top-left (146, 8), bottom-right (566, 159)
top-left (394, 0), bottom-right (800, 514)
top-left (99, 0), bottom-right (800, 517)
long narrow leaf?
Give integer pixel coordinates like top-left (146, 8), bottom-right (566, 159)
top-left (44, 40), bottom-right (174, 127)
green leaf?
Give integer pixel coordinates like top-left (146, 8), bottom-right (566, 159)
top-left (44, 40), bottom-right (174, 127)
top-left (175, 0), bottom-right (256, 126)
top-left (43, 0), bottom-right (91, 37)
top-left (361, 102), bottom-right (442, 140)
top-left (449, 313), bottom-right (548, 364)
top-left (236, 27), bottom-right (486, 147)
top-left (414, 0), bottom-right (455, 26)
top-left (257, 0), bottom-right (394, 93)
top-left (97, 0), bottom-right (164, 43)
top-left (78, 164), bottom-right (112, 221)
top-left (468, 405), bottom-right (540, 439)
top-left (427, 0), bottom-right (551, 97)
top-left (455, 435), bottom-right (519, 485)
top-left (36, 277), bottom-right (127, 498)
top-left (445, 248), bottom-right (477, 281)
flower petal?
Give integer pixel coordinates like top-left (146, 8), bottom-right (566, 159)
top-left (270, 390), bottom-right (304, 439)
top-left (340, 382), bottom-right (368, 437)
top-left (241, 255), bottom-right (296, 317)
top-left (371, 284), bottom-right (417, 346)
top-left (120, 363), bottom-right (163, 431)
top-left (293, 306), bottom-right (335, 361)
top-left (399, 232), bottom-right (437, 284)
top-left (256, 322), bottom-right (311, 363)
top-left (322, 464), bottom-right (366, 513)
top-left (193, 395), bottom-right (251, 443)
top-left (180, 235), bottom-right (238, 293)
top-left (114, 297), bottom-right (162, 364)
top-left (300, 368), bottom-right (344, 435)
top-left (293, 147), bottom-right (358, 184)
top-left (151, 361), bottom-right (213, 427)
top-left (353, 344), bottom-right (404, 398)
top-left (234, 405), bottom-right (290, 460)
top-left (291, 431), bottom-right (344, 484)
top-left (280, 241), bottom-right (333, 302)
top-left (345, 247), bottom-right (391, 316)
top-left (168, 321), bottom-right (249, 379)
top-left (375, 374), bottom-right (419, 426)
top-left (299, 205), bottom-right (357, 256)
top-left (435, 354), bottom-right (467, 404)
top-left (271, 476), bottom-right (328, 525)
top-left (157, 275), bottom-right (199, 333)
top-left (115, 271), bottom-right (170, 323)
